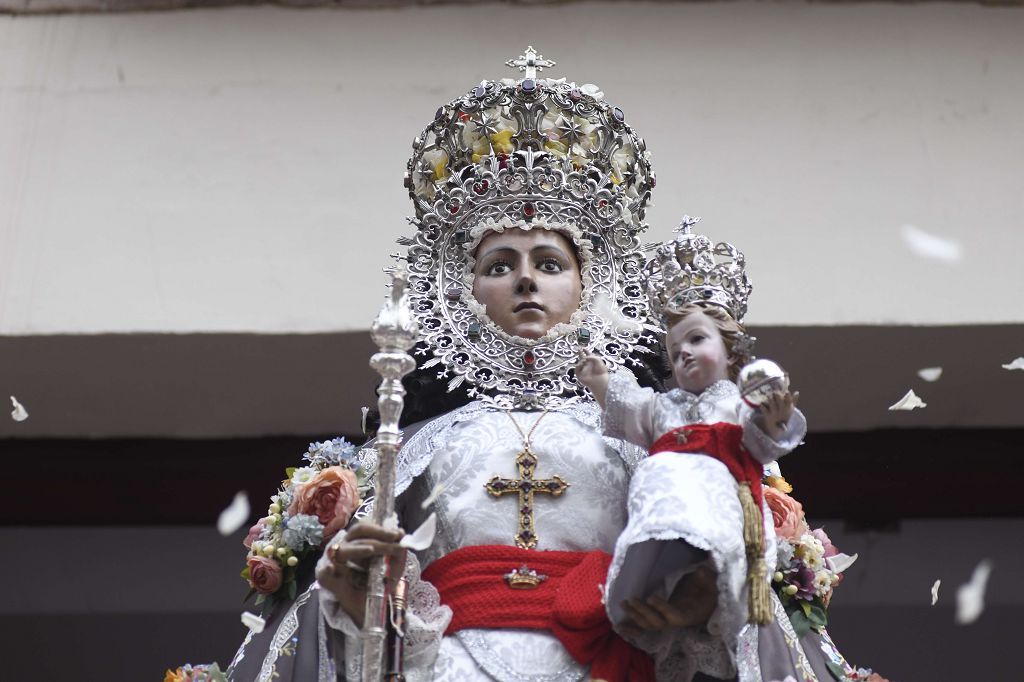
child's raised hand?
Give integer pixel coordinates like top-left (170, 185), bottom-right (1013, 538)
top-left (575, 352), bottom-right (611, 407)
top-left (759, 389), bottom-right (799, 441)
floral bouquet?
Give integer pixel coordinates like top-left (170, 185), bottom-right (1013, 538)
top-left (763, 480), bottom-right (857, 638)
top-left (241, 438), bottom-right (368, 608)
top-left (163, 663), bottom-right (226, 682)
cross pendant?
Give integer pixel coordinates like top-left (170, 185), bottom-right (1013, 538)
top-left (484, 447), bottom-right (569, 549)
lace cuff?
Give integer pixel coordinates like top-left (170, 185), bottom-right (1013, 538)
top-left (603, 370), bottom-right (656, 447)
top-left (740, 404), bottom-right (807, 465)
top-left (317, 551), bottom-right (453, 682)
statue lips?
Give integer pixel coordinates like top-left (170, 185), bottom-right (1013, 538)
top-left (513, 302), bottom-right (544, 314)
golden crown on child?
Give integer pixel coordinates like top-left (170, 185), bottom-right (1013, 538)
top-left (646, 216), bottom-right (753, 323)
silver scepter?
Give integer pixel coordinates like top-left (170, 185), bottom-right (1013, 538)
top-left (362, 263), bottom-right (418, 682)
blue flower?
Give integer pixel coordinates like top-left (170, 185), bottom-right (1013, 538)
top-left (282, 514), bottom-right (324, 551)
top-left (303, 437), bottom-right (359, 468)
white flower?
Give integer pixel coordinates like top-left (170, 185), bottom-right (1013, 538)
top-left (776, 538), bottom-right (795, 567)
top-left (813, 570), bottom-right (833, 596)
top-left (290, 467), bottom-right (316, 485)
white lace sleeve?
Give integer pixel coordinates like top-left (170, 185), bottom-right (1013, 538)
top-left (603, 369), bottom-right (657, 449)
top-left (740, 403), bottom-right (807, 465)
top-left (317, 551), bottom-right (453, 682)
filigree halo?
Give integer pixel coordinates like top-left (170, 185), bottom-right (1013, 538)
top-left (397, 48), bottom-right (658, 405)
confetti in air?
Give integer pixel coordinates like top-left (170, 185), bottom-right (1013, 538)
top-left (1002, 357), bottom-right (1024, 371)
top-left (217, 491), bottom-right (251, 536)
top-left (955, 560), bottom-right (992, 625)
top-left (9, 396), bottom-right (28, 422)
top-left (931, 579), bottom-right (941, 606)
top-left (917, 367), bottom-right (943, 382)
top-left (241, 611), bottom-right (266, 633)
top-left (400, 512), bottom-right (437, 551)
top-left (899, 224), bottom-right (963, 263)
top-left (421, 483), bottom-right (446, 510)
top-left (888, 389), bottom-right (927, 411)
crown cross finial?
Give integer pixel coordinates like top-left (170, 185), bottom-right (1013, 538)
top-left (506, 46), bottom-right (556, 80)
top-left (675, 214), bottom-right (702, 234)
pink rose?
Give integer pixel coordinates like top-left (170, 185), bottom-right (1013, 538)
top-left (764, 486), bottom-right (809, 542)
top-left (287, 466), bottom-right (361, 541)
top-left (246, 555), bottom-right (283, 595)
top-left (811, 527), bottom-right (838, 558)
top-left (865, 674), bottom-right (891, 682)
top-left (243, 518), bottom-right (267, 550)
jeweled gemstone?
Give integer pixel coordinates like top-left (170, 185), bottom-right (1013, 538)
top-left (613, 107), bottom-right (625, 122)
top-left (570, 89), bottom-right (582, 101)
top-left (523, 202), bottom-right (536, 218)
top-left (523, 350), bottom-right (536, 366)
top-left (522, 79), bottom-right (536, 92)
top-left (434, 107), bottom-right (445, 121)
top-left (474, 85), bottom-right (485, 98)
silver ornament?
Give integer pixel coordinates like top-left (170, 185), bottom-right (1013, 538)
top-left (738, 359), bottom-right (789, 406)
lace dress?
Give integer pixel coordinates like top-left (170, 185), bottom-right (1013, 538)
top-left (226, 395), bottom-right (862, 682)
top-left (602, 371), bottom-right (807, 681)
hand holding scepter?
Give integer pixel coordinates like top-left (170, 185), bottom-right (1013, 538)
top-left (362, 263), bottom-right (419, 682)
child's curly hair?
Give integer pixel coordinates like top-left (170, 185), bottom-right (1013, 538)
top-left (665, 302), bottom-right (753, 381)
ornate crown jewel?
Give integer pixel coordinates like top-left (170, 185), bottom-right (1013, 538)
top-left (504, 564), bottom-right (548, 590)
top-left (647, 215), bottom-right (754, 323)
top-left (396, 47), bottom-right (659, 405)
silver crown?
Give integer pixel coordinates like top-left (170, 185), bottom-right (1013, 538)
top-left (647, 216), bottom-right (753, 323)
top-left (395, 48), bottom-right (659, 404)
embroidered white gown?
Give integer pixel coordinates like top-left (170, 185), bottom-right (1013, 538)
top-left (227, 395), bottom-right (861, 682)
top-left (602, 371), bottom-right (807, 681)
top-left (320, 400), bottom-right (647, 682)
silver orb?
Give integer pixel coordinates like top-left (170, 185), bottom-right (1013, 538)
top-left (738, 359), bottom-right (789, 406)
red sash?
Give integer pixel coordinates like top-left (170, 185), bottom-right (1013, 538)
top-left (650, 422), bottom-right (764, 517)
top-left (421, 545), bottom-right (655, 682)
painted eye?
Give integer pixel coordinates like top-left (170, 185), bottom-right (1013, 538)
top-left (487, 261), bottom-right (512, 275)
top-left (537, 258), bottom-right (563, 273)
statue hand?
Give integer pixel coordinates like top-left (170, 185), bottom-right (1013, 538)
top-left (575, 352), bottom-right (610, 407)
top-left (759, 389), bottom-right (799, 441)
top-left (618, 564), bottom-right (718, 636)
top-left (316, 520), bottom-right (406, 627)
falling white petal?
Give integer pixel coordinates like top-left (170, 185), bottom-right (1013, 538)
top-left (593, 293), bottom-right (642, 333)
top-left (420, 483), bottom-right (445, 510)
top-left (400, 512), bottom-right (437, 551)
top-left (217, 491), bottom-right (251, 536)
top-left (917, 367), bottom-right (943, 382)
top-left (931, 579), bottom-right (941, 606)
top-left (1002, 357), bottom-right (1024, 371)
top-left (888, 389), bottom-right (927, 411)
top-left (10, 396), bottom-right (28, 422)
top-left (825, 552), bottom-right (858, 575)
top-left (360, 406), bottom-right (369, 435)
top-left (899, 224), bottom-right (963, 263)
top-left (955, 559), bottom-right (992, 625)
top-left (241, 611), bottom-right (266, 633)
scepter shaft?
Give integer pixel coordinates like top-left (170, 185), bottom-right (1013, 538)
top-left (362, 265), bottom-right (418, 682)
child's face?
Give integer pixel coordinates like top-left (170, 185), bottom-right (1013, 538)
top-left (667, 310), bottom-right (731, 394)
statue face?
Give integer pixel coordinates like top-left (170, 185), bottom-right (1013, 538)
top-left (471, 229), bottom-right (583, 340)
top-left (666, 309), bottom-right (731, 394)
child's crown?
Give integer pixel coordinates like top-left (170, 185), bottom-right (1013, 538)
top-left (646, 216), bottom-right (753, 323)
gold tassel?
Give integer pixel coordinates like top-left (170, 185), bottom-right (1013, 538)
top-left (738, 482), bottom-right (774, 625)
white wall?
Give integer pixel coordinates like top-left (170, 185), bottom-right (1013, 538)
top-left (1, 3), bottom-right (1023, 335)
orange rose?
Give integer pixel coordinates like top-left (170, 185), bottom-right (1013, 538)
top-left (287, 466), bottom-right (360, 541)
top-left (246, 555), bottom-right (283, 595)
top-left (764, 486), bottom-right (809, 542)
